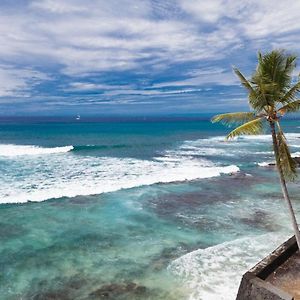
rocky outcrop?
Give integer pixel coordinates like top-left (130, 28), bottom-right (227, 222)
top-left (89, 282), bottom-right (147, 299)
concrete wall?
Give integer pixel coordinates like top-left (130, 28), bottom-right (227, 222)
top-left (236, 236), bottom-right (297, 300)
top-left (236, 272), bottom-right (293, 300)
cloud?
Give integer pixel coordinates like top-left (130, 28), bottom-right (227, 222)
top-left (0, 0), bottom-right (300, 113)
top-left (0, 65), bottom-right (50, 97)
top-left (67, 82), bottom-right (113, 91)
top-left (30, 0), bottom-right (89, 14)
top-left (0, 0), bottom-right (241, 76)
top-left (179, 0), bottom-right (225, 23)
top-left (179, 0), bottom-right (300, 40)
top-left (153, 67), bottom-right (238, 88)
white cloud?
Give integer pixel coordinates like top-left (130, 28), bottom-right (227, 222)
top-left (239, 1), bottom-right (300, 38)
top-left (103, 87), bottom-right (203, 97)
top-left (0, 65), bottom-right (50, 97)
top-left (179, 0), bottom-right (300, 40)
top-left (30, 0), bottom-right (89, 14)
top-left (180, 0), bottom-right (225, 23)
top-left (1, 0), bottom-right (300, 110)
top-left (153, 67), bottom-right (238, 88)
top-left (68, 82), bottom-right (112, 91)
top-left (0, 0), bottom-right (241, 77)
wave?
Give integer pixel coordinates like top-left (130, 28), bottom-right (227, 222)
top-left (0, 143), bottom-right (141, 158)
top-left (257, 161), bottom-right (273, 167)
top-left (73, 144), bottom-right (128, 151)
top-left (231, 133), bottom-right (300, 142)
top-left (257, 151), bottom-right (300, 166)
top-left (180, 133), bottom-right (300, 149)
top-left (292, 152), bottom-right (300, 157)
top-left (253, 151), bottom-right (273, 155)
top-left (0, 152), bottom-right (239, 203)
top-left (168, 233), bottom-right (287, 300)
top-left (180, 134), bottom-right (300, 162)
top-left (0, 144), bottom-right (73, 157)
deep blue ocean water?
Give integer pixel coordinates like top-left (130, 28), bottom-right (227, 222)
top-left (0, 116), bottom-right (300, 299)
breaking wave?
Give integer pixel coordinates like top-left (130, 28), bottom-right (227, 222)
top-left (0, 144), bottom-right (73, 157)
top-left (169, 233), bottom-right (287, 300)
top-left (0, 148), bottom-right (239, 203)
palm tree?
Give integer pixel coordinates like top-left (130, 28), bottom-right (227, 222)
top-left (212, 50), bottom-right (300, 249)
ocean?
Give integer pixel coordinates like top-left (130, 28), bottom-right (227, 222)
top-left (0, 116), bottom-right (300, 300)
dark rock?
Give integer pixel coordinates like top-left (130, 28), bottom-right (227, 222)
top-left (32, 290), bottom-right (72, 300)
top-left (135, 286), bottom-right (147, 294)
top-left (89, 282), bottom-right (147, 299)
top-left (26, 275), bottom-right (87, 300)
top-left (67, 276), bottom-right (86, 290)
top-left (0, 222), bottom-right (27, 239)
top-left (150, 243), bottom-right (203, 271)
top-left (238, 210), bottom-right (278, 231)
top-left (294, 156), bottom-right (300, 166)
top-left (240, 210), bottom-right (268, 225)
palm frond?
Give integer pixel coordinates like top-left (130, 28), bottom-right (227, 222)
top-left (250, 79), bottom-right (275, 110)
top-left (259, 50), bottom-right (293, 89)
top-left (211, 112), bottom-right (256, 126)
top-left (279, 81), bottom-right (300, 104)
top-left (276, 126), bottom-right (297, 180)
top-left (278, 100), bottom-right (300, 115)
top-left (251, 50), bottom-right (298, 110)
top-left (233, 67), bottom-right (268, 112)
top-left (226, 117), bottom-right (264, 140)
top-left (284, 55), bottom-right (297, 75)
top-left (233, 67), bottom-right (256, 94)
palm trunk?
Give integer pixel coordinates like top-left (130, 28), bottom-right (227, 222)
top-left (270, 121), bottom-right (300, 249)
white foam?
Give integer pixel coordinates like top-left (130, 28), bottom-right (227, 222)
top-left (257, 161), bottom-right (273, 167)
top-left (285, 133), bottom-right (300, 138)
top-left (0, 152), bottom-right (239, 203)
top-left (3, 129), bottom-right (299, 204)
top-left (169, 233), bottom-right (287, 300)
top-left (253, 151), bottom-right (273, 155)
top-left (178, 147), bottom-right (229, 156)
top-left (0, 144), bottom-right (73, 157)
top-left (255, 150), bottom-right (300, 167)
top-left (174, 139), bottom-right (249, 157)
top-left (233, 133), bottom-right (300, 143)
top-left (292, 152), bottom-right (300, 158)
top-left (182, 134), bottom-right (300, 162)
top-left (197, 133), bottom-right (300, 143)
top-left (236, 135), bottom-right (271, 141)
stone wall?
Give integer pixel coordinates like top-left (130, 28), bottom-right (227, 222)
top-left (236, 236), bottom-right (297, 300)
top-left (236, 272), bottom-right (293, 300)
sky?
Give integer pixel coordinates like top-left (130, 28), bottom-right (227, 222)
top-left (1, 0), bottom-right (300, 116)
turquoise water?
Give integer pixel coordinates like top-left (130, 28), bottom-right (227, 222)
top-left (0, 117), bottom-right (300, 299)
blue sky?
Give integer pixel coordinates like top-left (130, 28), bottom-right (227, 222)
top-left (1, 0), bottom-right (300, 115)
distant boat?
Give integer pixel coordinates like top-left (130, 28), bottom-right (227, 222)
top-left (76, 114), bottom-right (80, 120)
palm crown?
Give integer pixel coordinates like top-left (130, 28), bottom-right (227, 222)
top-left (212, 50), bottom-right (300, 180)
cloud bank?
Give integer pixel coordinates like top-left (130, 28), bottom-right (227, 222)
top-left (1, 0), bottom-right (300, 114)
